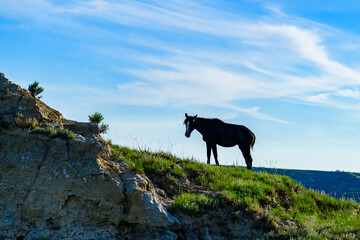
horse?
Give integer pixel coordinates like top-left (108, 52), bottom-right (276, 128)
top-left (184, 113), bottom-right (256, 170)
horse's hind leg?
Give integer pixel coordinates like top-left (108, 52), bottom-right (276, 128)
top-left (239, 145), bottom-right (252, 170)
top-left (246, 154), bottom-right (253, 170)
top-left (212, 144), bottom-right (219, 166)
top-left (206, 142), bottom-right (211, 164)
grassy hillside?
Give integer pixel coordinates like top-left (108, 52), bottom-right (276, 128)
top-left (111, 143), bottom-right (360, 239)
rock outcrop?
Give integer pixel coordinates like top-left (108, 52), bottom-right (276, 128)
top-left (0, 73), bottom-right (179, 239)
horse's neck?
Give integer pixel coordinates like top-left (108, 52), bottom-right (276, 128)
top-left (194, 118), bottom-right (211, 136)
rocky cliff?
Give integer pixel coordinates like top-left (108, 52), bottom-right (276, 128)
top-left (0, 73), bottom-right (180, 240)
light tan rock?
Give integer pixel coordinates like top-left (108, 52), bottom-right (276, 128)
top-left (123, 172), bottom-right (180, 227)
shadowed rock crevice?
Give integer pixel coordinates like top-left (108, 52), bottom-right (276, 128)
top-left (32, 150), bottom-right (49, 185)
top-left (22, 149), bottom-right (50, 210)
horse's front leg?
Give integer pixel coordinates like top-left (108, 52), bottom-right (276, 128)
top-left (206, 142), bottom-right (211, 164)
top-left (212, 144), bottom-right (219, 166)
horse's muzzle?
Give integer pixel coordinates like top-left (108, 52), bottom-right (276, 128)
top-left (185, 132), bottom-right (190, 138)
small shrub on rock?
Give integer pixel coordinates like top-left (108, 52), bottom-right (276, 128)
top-left (26, 118), bottom-right (39, 129)
top-left (15, 114), bottom-right (39, 129)
top-left (54, 127), bottom-right (76, 139)
top-left (30, 126), bottom-right (56, 135)
top-left (89, 111), bottom-right (109, 134)
top-left (16, 112), bottom-right (24, 118)
top-left (89, 112), bottom-right (104, 124)
top-left (28, 81), bottom-right (44, 98)
top-left (29, 126), bottom-right (75, 140)
top-left (99, 123), bottom-right (109, 134)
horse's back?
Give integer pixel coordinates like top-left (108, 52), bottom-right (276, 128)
top-left (222, 122), bottom-right (255, 145)
top-left (209, 119), bottom-right (253, 137)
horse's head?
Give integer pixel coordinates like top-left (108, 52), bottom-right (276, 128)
top-left (184, 113), bottom-right (197, 138)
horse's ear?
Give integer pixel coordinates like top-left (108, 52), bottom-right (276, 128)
top-left (185, 113), bottom-right (188, 118)
top-left (194, 115), bottom-right (197, 118)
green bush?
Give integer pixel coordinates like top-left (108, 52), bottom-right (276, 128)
top-left (28, 81), bottom-right (44, 98)
top-left (99, 122), bottom-right (109, 134)
top-left (89, 112), bottom-right (104, 124)
top-left (88, 112), bottom-right (109, 134)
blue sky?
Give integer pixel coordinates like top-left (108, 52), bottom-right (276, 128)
top-left (1, 0), bottom-right (360, 171)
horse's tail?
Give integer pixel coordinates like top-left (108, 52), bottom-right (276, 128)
top-left (250, 131), bottom-right (256, 150)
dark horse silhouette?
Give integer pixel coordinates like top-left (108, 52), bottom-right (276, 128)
top-left (184, 113), bottom-right (256, 170)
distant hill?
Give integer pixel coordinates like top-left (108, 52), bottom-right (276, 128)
top-left (254, 167), bottom-right (360, 202)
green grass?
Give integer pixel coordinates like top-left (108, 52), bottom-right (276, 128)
top-left (55, 127), bottom-right (76, 139)
top-left (111, 144), bottom-right (360, 239)
top-left (174, 193), bottom-right (220, 214)
top-left (29, 126), bottom-right (75, 140)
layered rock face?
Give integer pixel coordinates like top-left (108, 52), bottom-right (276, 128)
top-left (0, 73), bottom-right (179, 239)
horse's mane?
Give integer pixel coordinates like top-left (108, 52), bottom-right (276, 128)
top-left (196, 117), bottom-right (224, 124)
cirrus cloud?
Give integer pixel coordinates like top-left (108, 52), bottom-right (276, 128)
top-left (2, 0), bottom-right (360, 123)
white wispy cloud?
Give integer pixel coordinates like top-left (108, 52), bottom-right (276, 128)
top-left (2, 0), bottom-right (360, 122)
top-left (337, 88), bottom-right (360, 99)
